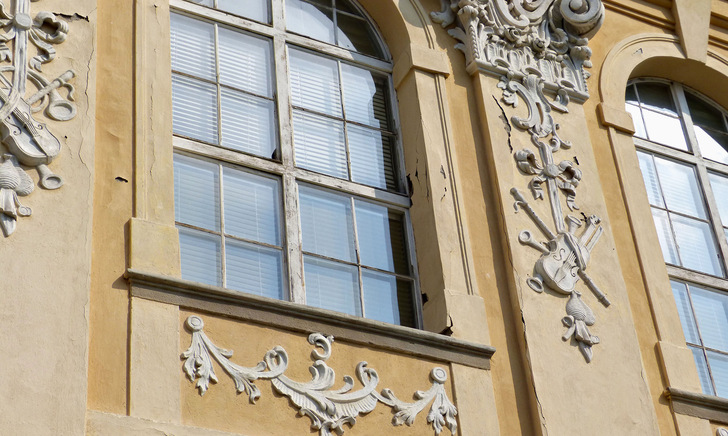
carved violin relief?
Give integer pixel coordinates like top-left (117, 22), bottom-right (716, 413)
top-left (502, 74), bottom-right (610, 363)
top-left (0, 0), bottom-right (76, 236)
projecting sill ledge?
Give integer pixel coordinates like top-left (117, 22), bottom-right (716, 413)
top-left (126, 268), bottom-right (495, 370)
top-left (666, 387), bottom-right (728, 422)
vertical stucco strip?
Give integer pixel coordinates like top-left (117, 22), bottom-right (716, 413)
top-left (129, 0), bottom-right (180, 276)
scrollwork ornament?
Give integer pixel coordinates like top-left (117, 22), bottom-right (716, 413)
top-left (181, 316), bottom-right (459, 436)
top-left (433, 0), bottom-right (605, 98)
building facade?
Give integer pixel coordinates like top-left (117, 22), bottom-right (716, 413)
top-left (2, 0), bottom-right (728, 434)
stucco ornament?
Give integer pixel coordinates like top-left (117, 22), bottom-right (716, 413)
top-left (182, 315), bottom-right (458, 436)
top-left (504, 72), bottom-right (611, 363)
top-left (433, 0), bottom-right (604, 98)
top-left (0, 0), bottom-right (76, 236)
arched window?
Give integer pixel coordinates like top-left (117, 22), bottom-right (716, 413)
top-left (170, 0), bottom-right (420, 327)
top-left (629, 79), bottom-right (728, 396)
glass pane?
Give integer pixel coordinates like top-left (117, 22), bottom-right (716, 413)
top-left (690, 285), bottom-right (728, 350)
top-left (217, 0), bottom-right (269, 23)
top-left (643, 109), bottom-right (688, 151)
top-left (636, 82), bottom-right (678, 115)
top-left (362, 270), bottom-right (399, 324)
top-left (651, 208), bottom-right (679, 265)
top-left (220, 89), bottom-right (277, 158)
top-left (708, 351), bottom-right (728, 397)
top-left (625, 84), bottom-right (638, 104)
top-left (341, 64), bottom-right (389, 129)
top-left (226, 240), bottom-right (283, 299)
top-left (299, 186), bottom-right (355, 262)
top-left (625, 103), bottom-right (646, 139)
top-left (303, 256), bottom-right (360, 315)
top-left (671, 214), bottom-right (723, 276)
top-left (170, 13), bottom-right (215, 80)
top-left (670, 280), bottom-right (700, 344)
top-left (289, 48), bottom-right (342, 116)
top-left (223, 167), bottom-right (280, 245)
top-left (636, 151), bottom-right (664, 207)
top-left (335, 0), bottom-right (361, 16)
top-left (174, 155), bottom-right (220, 231)
top-left (218, 28), bottom-right (273, 97)
top-left (348, 125), bottom-right (396, 190)
top-left (686, 91), bottom-right (725, 131)
top-left (695, 127), bottom-right (728, 165)
top-left (293, 111), bottom-right (347, 178)
top-left (690, 346), bottom-right (715, 395)
top-left (654, 157), bottom-right (706, 219)
top-left (362, 272), bottom-right (415, 327)
top-left (179, 227), bottom-right (222, 286)
top-left (172, 74), bottom-right (218, 144)
top-left (685, 89), bottom-right (728, 163)
top-left (286, 0), bottom-right (335, 44)
top-left (186, 0), bottom-right (214, 6)
top-left (336, 13), bottom-right (381, 57)
top-left (355, 200), bottom-right (408, 274)
top-left (709, 173), bottom-right (728, 227)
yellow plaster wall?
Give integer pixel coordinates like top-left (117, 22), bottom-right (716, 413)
top-left (423, 4), bottom-right (540, 434)
top-left (586, 10), bottom-right (683, 435)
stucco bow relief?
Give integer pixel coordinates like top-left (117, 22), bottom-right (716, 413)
top-left (0, 0), bottom-right (76, 237)
top-left (432, 0), bottom-right (604, 99)
top-left (182, 316), bottom-right (458, 436)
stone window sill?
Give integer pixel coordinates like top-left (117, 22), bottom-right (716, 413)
top-left (666, 387), bottom-right (728, 422)
top-left (126, 268), bottom-right (495, 370)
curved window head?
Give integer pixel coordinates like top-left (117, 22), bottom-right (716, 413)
top-left (170, 0), bottom-right (421, 328)
top-left (629, 80), bottom-right (728, 397)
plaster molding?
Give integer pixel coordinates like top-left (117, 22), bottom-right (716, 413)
top-left (127, 268), bottom-right (495, 370)
top-left (432, 0), bottom-right (604, 99)
top-left (501, 73), bottom-right (611, 363)
top-left (719, 429), bottom-right (728, 436)
top-left (666, 387), bottom-right (728, 423)
top-left (182, 315), bottom-right (458, 436)
top-left (0, 0), bottom-right (76, 236)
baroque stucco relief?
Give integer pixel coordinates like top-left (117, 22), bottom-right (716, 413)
top-left (0, 0), bottom-right (76, 237)
top-left (182, 315), bottom-right (458, 436)
top-left (432, 0), bottom-right (603, 97)
top-left (434, 0), bottom-right (609, 362)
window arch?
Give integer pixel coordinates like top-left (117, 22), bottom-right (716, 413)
top-left (629, 79), bottom-right (728, 396)
top-left (169, 0), bottom-right (421, 327)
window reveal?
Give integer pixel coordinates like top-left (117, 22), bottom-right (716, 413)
top-left (629, 80), bottom-right (728, 396)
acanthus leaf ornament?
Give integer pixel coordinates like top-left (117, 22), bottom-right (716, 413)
top-left (0, 0), bottom-right (77, 237)
top-left (182, 315), bottom-right (458, 436)
top-left (433, 0), bottom-right (605, 99)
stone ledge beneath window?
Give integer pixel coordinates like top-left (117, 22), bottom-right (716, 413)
top-left (126, 268), bottom-right (495, 370)
top-left (666, 387), bottom-right (728, 422)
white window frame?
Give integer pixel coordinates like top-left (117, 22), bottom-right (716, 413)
top-left (170, 0), bottom-right (423, 327)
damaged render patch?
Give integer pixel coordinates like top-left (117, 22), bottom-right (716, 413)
top-left (56, 12), bottom-right (90, 22)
